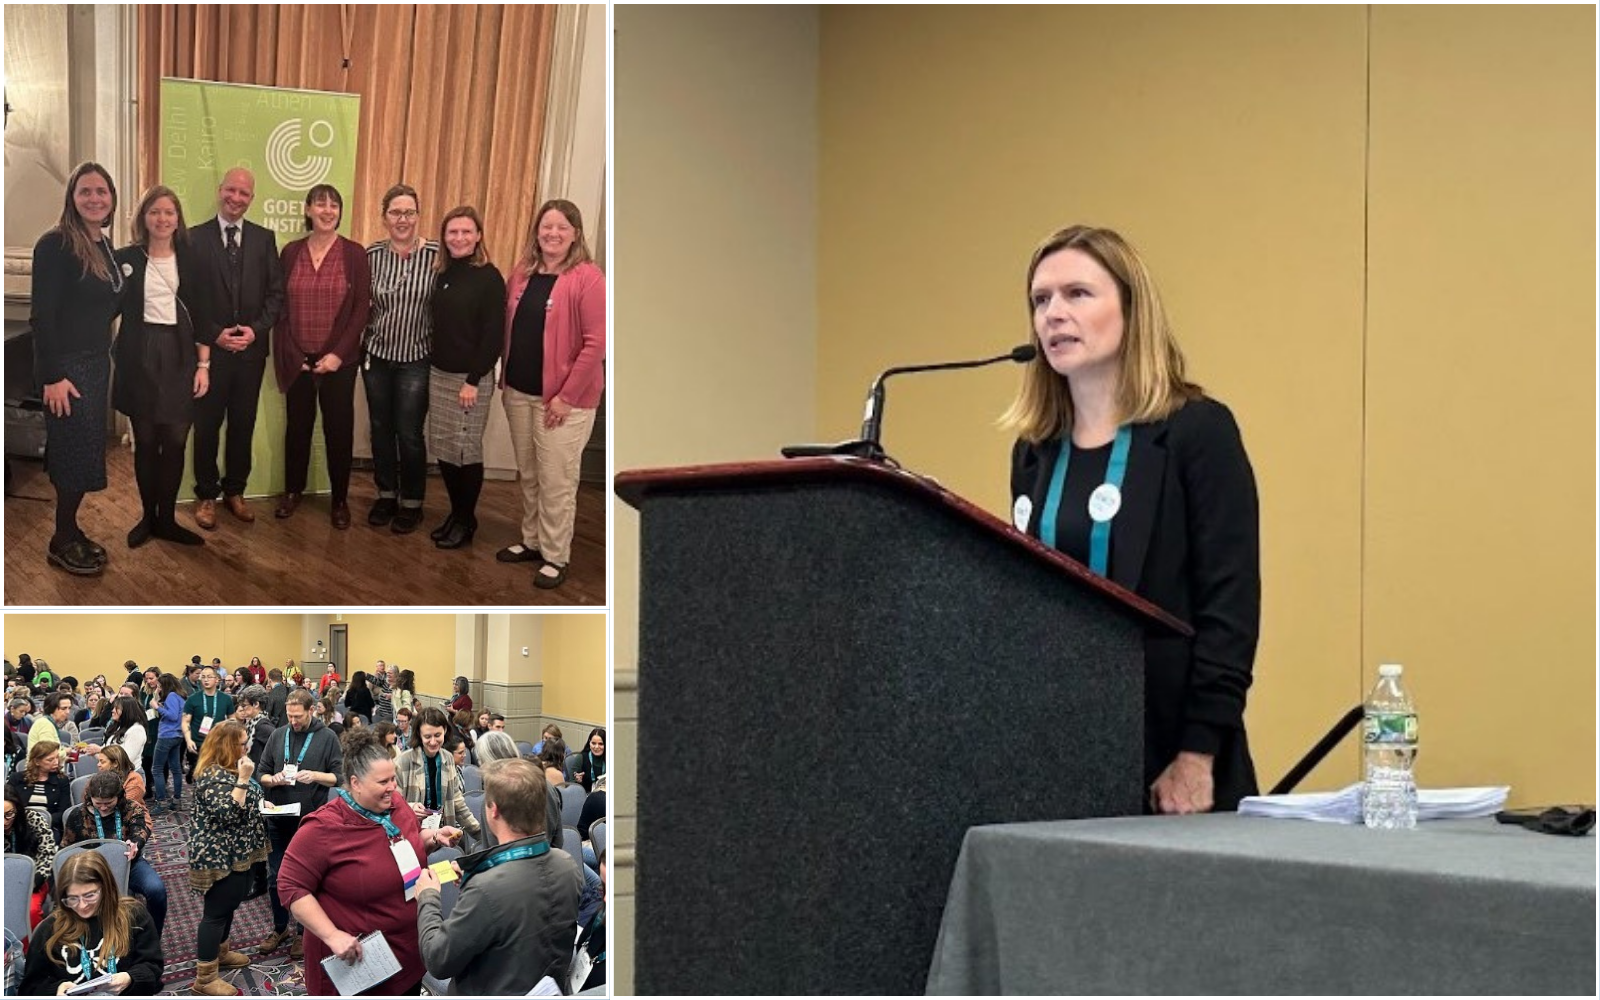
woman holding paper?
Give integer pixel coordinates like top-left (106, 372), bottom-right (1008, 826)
top-left (17, 851), bottom-right (164, 996)
top-left (186, 720), bottom-right (269, 996)
top-left (277, 728), bottom-right (464, 996)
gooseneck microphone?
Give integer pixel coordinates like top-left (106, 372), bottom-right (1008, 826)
top-left (781, 344), bottom-right (1038, 463)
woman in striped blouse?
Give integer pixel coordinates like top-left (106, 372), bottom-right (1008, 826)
top-left (363, 184), bottom-right (439, 535)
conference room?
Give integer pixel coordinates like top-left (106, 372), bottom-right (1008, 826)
top-left (3, 4), bottom-right (608, 606)
top-left (611, 6), bottom-right (1595, 995)
top-left (3, 610), bottom-right (608, 995)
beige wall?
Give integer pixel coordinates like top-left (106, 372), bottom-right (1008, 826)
top-left (541, 612), bottom-right (606, 722)
top-left (5, 613), bottom-right (301, 682)
top-left (614, 4), bottom-right (821, 992)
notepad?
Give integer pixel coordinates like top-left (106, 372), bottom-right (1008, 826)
top-left (429, 860), bottom-right (459, 883)
top-left (260, 800), bottom-right (301, 816)
top-left (65, 973), bottom-right (118, 996)
top-left (319, 931), bottom-right (402, 996)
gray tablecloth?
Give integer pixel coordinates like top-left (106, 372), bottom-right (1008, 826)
top-left (927, 815), bottom-right (1596, 995)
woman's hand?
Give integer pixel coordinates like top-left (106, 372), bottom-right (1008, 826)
top-left (313, 354), bottom-right (343, 375)
top-left (410, 801), bottom-right (428, 818)
top-left (124, 839), bottom-right (139, 860)
top-left (1149, 751), bottom-right (1214, 815)
top-left (543, 395), bottom-right (572, 429)
top-left (324, 929), bottom-right (363, 965)
top-left (458, 383), bottom-right (478, 410)
top-left (43, 379), bottom-right (80, 418)
top-left (236, 755), bottom-right (255, 781)
top-left (193, 366), bottom-right (210, 399)
top-left (108, 972), bottom-right (131, 993)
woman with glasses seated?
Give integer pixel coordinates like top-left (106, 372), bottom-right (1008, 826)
top-left (18, 851), bottom-right (164, 996)
top-left (60, 769), bottom-right (166, 936)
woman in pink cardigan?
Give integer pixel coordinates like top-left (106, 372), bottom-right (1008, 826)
top-left (271, 184), bottom-right (372, 529)
top-left (496, 199), bottom-right (607, 589)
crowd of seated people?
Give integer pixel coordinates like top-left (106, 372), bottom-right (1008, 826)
top-left (3, 654), bottom-right (606, 996)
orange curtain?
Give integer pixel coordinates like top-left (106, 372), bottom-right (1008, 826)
top-left (137, 4), bottom-right (557, 272)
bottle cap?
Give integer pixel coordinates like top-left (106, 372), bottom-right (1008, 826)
top-left (1378, 663), bottom-right (1403, 677)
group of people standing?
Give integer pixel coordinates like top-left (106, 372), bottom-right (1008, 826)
top-left (30, 162), bottom-right (606, 590)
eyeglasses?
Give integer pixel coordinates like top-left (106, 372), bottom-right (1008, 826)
top-left (63, 889), bottom-right (101, 908)
top-left (385, 210), bottom-right (419, 220)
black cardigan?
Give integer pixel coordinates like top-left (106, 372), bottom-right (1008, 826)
top-left (6, 771), bottom-right (73, 834)
top-left (30, 229), bottom-right (123, 384)
top-left (20, 903), bottom-right (165, 996)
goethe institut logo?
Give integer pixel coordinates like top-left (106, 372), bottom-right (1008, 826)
top-left (265, 117), bottom-right (335, 190)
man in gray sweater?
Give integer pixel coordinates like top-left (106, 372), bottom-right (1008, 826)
top-left (414, 756), bottom-right (583, 995)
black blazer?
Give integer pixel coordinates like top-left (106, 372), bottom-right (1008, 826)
top-left (111, 243), bottom-right (206, 418)
top-left (187, 216), bottom-right (286, 361)
top-left (1011, 395), bottom-right (1261, 810)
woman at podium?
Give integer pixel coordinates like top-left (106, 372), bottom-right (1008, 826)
top-left (1004, 225), bottom-right (1260, 814)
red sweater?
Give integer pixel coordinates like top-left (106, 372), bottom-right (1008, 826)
top-left (272, 235), bottom-right (371, 392)
top-left (276, 791), bottom-right (428, 995)
top-left (500, 260), bottom-right (606, 407)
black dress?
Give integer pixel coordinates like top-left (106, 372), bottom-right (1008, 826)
top-left (31, 230), bottom-right (124, 493)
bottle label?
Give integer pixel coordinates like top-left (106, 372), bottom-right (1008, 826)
top-left (1363, 712), bottom-right (1417, 745)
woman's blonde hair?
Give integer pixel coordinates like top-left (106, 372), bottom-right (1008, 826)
top-left (999, 225), bottom-right (1200, 444)
top-left (519, 199), bottom-right (593, 275)
top-left (47, 851), bottom-right (136, 969)
top-left (435, 206), bottom-right (490, 271)
top-left (194, 719), bottom-right (247, 778)
top-left (130, 185), bottom-right (188, 247)
top-left (54, 162), bottom-right (118, 282)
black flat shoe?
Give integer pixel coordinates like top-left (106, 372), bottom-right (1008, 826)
top-left (391, 506), bottom-right (424, 535)
top-left (368, 497), bottom-right (398, 527)
top-left (128, 519), bottom-right (154, 549)
top-left (48, 539), bottom-right (104, 576)
top-left (533, 562), bottom-right (568, 590)
top-left (153, 520), bottom-right (205, 546)
top-left (82, 537), bottom-right (108, 565)
top-left (496, 543), bottom-right (542, 563)
top-left (435, 521), bottom-right (476, 549)
top-left (429, 514), bottom-right (458, 542)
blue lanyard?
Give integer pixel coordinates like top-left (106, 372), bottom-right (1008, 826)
top-left (283, 728), bottom-right (313, 767)
top-left (459, 840), bottom-right (549, 890)
top-left (92, 809), bottom-right (122, 842)
top-left (336, 788), bottom-right (401, 838)
top-left (1040, 425), bottom-right (1132, 576)
top-left (79, 936), bottom-right (117, 978)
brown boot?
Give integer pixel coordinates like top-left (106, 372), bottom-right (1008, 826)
top-left (217, 939), bottom-right (251, 968)
top-left (289, 931), bottom-right (303, 959)
top-left (191, 959), bottom-right (239, 997)
top-left (256, 927), bottom-right (290, 954)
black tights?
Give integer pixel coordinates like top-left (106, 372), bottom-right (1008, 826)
top-left (53, 490), bottom-right (85, 549)
top-left (131, 417), bottom-right (190, 525)
top-left (196, 867), bottom-right (252, 962)
top-left (438, 461), bottom-right (484, 526)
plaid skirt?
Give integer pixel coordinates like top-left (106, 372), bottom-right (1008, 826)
top-left (426, 367), bottom-right (495, 465)
top-left (44, 351), bottom-right (111, 493)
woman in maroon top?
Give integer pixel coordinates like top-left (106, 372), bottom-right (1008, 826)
top-left (278, 728), bottom-right (462, 997)
top-left (271, 184), bottom-right (372, 529)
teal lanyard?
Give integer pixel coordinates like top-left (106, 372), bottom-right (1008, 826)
top-left (336, 788), bottom-right (402, 838)
top-left (587, 752), bottom-right (604, 779)
top-left (1040, 425), bottom-right (1132, 576)
top-left (203, 692), bottom-right (216, 720)
top-left (459, 840), bottom-right (549, 890)
top-left (79, 935), bottom-right (117, 979)
top-left (425, 752), bottom-right (441, 811)
top-left (92, 809), bottom-right (123, 842)
top-left (283, 728), bottom-right (312, 767)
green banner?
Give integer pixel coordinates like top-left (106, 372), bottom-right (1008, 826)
top-left (159, 78), bottom-right (362, 499)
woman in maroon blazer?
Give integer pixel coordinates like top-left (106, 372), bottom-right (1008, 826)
top-left (272, 184), bottom-right (371, 529)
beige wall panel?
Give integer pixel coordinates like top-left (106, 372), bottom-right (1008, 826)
top-left (1366, 6), bottom-right (1595, 805)
top-left (819, 5), bottom-right (1368, 792)
top-left (614, 6), bottom-right (821, 993)
top-left (541, 613), bottom-right (606, 722)
top-left (4, 614), bottom-right (301, 682)
top-left (325, 614), bottom-right (459, 696)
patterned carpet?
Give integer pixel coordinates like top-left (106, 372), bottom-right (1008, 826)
top-left (141, 787), bottom-right (307, 997)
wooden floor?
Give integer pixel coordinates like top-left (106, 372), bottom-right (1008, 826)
top-left (4, 445), bottom-right (606, 606)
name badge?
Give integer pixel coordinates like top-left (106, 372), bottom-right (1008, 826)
top-left (392, 839), bottom-right (423, 901)
top-left (200, 715), bottom-right (214, 735)
top-left (283, 763), bottom-right (299, 781)
top-left (146, 708), bottom-right (159, 722)
top-left (421, 812), bottom-right (442, 831)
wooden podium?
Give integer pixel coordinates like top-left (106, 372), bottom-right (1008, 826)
top-left (617, 457), bottom-right (1189, 995)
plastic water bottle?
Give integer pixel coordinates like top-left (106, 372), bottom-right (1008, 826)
top-left (1362, 663), bottom-right (1418, 829)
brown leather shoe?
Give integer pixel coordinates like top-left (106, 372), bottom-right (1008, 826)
top-left (288, 932), bottom-right (303, 960)
top-left (195, 499), bottom-right (218, 530)
top-left (275, 493), bottom-right (301, 519)
top-left (331, 501), bottom-right (351, 530)
top-left (224, 494), bottom-right (255, 523)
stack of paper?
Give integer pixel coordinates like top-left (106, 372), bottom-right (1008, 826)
top-left (1239, 783), bottom-right (1510, 824)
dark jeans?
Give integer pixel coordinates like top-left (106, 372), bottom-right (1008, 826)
top-left (266, 814), bottom-right (303, 933)
top-left (192, 352), bottom-right (266, 499)
top-left (128, 855), bottom-right (168, 936)
top-left (362, 357), bottom-right (430, 504)
top-left (151, 736), bottom-right (184, 804)
top-left (197, 868), bottom-right (252, 962)
top-left (284, 365), bottom-right (357, 503)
